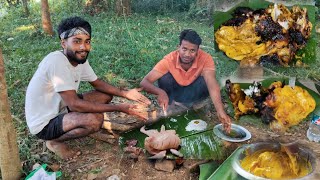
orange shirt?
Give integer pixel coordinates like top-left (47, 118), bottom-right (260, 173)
top-left (153, 49), bottom-right (215, 86)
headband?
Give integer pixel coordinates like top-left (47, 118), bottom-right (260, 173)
top-left (59, 27), bottom-right (90, 39)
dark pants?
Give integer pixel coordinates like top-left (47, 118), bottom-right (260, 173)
top-left (158, 73), bottom-right (209, 106)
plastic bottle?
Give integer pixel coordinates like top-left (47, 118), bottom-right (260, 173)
top-left (307, 112), bottom-right (320, 142)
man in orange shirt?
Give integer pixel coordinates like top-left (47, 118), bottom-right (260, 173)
top-left (140, 29), bottom-right (231, 132)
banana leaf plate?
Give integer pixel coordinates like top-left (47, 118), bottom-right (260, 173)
top-left (119, 110), bottom-right (228, 160)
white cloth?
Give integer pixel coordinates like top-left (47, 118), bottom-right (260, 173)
top-left (25, 51), bottom-right (97, 134)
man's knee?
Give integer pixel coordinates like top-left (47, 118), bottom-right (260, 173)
top-left (103, 94), bottom-right (113, 104)
top-left (98, 93), bottom-right (113, 104)
top-left (86, 113), bottom-right (103, 132)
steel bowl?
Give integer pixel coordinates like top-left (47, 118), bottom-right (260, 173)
top-left (232, 142), bottom-right (316, 180)
top-left (213, 123), bottom-right (251, 142)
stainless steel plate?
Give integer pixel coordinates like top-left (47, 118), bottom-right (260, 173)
top-left (213, 123), bottom-right (251, 142)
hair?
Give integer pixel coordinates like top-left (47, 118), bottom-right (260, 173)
top-left (179, 29), bottom-right (202, 46)
top-left (57, 16), bottom-right (91, 39)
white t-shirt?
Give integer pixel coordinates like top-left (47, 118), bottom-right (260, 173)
top-left (25, 51), bottom-right (97, 134)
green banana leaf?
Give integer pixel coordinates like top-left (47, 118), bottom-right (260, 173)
top-left (119, 109), bottom-right (204, 149)
top-left (213, 0), bottom-right (317, 66)
top-left (201, 147), bottom-right (247, 180)
top-left (179, 130), bottom-right (226, 160)
top-left (199, 161), bottom-right (220, 180)
top-left (119, 110), bottom-right (228, 160)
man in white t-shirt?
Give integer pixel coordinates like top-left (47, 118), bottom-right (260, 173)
top-left (25, 16), bottom-right (151, 160)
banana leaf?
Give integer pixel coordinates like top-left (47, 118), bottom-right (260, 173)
top-left (199, 161), bottom-right (220, 180)
top-left (119, 110), bottom-right (228, 160)
top-left (119, 109), bottom-right (205, 149)
top-left (201, 147), bottom-right (247, 180)
top-left (179, 130), bottom-right (226, 160)
top-left (213, 0), bottom-right (317, 66)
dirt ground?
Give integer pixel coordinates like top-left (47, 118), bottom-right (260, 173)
top-left (36, 100), bottom-right (320, 180)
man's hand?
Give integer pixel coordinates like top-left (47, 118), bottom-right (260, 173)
top-left (119, 103), bottom-right (149, 120)
top-left (157, 90), bottom-right (169, 111)
top-left (124, 88), bottom-right (151, 105)
top-left (217, 111), bottom-right (232, 134)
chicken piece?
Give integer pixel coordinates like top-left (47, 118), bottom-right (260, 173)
top-left (226, 80), bottom-right (246, 120)
top-left (255, 16), bottom-right (284, 42)
top-left (268, 85), bottom-right (316, 131)
top-left (226, 80), bottom-right (262, 119)
top-left (215, 19), bottom-right (267, 63)
top-left (292, 6), bottom-right (313, 39)
top-left (268, 81), bottom-right (284, 89)
top-left (238, 96), bottom-right (259, 114)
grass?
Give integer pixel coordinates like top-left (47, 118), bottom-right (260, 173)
top-left (0, 0), bottom-right (319, 177)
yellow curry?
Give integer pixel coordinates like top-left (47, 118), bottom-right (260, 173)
top-left (241, 148), bottom-right (311, 179)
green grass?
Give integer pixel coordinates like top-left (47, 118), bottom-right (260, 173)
top-left (0, 1), bottom-right (319, 177)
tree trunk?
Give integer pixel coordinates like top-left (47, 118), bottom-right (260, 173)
top-left (85, 0), bottom-right (109, 16)
top-left (41, 0), bottom-right (54, 36)
top-left (0, 48), bottom-right (22, 179)
top-left (115, 0), bottom-right (131, 16)
top-left (22, 0), bottom-right (30, 16)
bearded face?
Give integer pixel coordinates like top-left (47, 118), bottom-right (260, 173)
top-left (65, 47), bottom-right (90, 64)
top-left (62, 34), bottom-right (91, 65)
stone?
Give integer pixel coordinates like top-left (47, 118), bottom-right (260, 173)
top-left (107, 175), bottom-right (120, 180)
top-left (154, 159), bottom-right (176, 172)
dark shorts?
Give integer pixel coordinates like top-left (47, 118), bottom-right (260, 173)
top-left (36, 93), bottom-right (83, 140)
top-left (158, 73), bottom-right (209, 105)
top-left (36, 113), bottom-right (65, 140)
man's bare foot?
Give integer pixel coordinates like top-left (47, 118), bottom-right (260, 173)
top-left (46, 141), bottom-right (81, 160)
